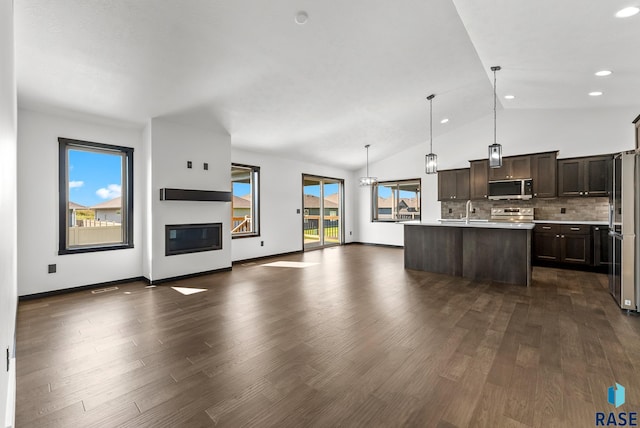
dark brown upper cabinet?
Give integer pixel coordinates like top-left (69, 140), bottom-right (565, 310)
top-left (438, 168), bottom-right (470, 201)
top-left (469, 160), bottom-right (489, 200)
top-left (488, 155), bottom-right (531, 181)
top-left (530, 152), bottom-right (557, 198)
top-left (557, 154), bottom-right (612, 197)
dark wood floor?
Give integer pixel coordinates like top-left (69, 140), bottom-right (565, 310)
top-left (16, 245), bottom-right (640, 427)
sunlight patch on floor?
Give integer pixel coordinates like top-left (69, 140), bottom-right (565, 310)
top-left (261, 261), bottom-right (319, 268)
top-left (171, 286), bottom-right (208, 295)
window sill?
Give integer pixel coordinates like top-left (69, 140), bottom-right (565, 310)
top-left (58, 243), bottom-right (134, 255)
top-left (232, 233), bottom-right (260, 239)
top-left (372, 220), bottom-right (421, 224)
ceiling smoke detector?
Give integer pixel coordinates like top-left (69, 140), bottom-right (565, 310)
top-left (295, 11), bottom-right (309, 24)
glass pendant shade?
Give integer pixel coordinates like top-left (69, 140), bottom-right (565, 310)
top-left (425, 153), bottom-right (438, 174)
top-left (359, 176), bottom-right (377, 186)
top-left (359, 145), bottom-right (377, 186)
top-left (488, 142), bottom-right (502, 168)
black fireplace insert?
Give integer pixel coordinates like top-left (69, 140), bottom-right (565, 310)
top-left (165, 223), bottom-right (222, 256)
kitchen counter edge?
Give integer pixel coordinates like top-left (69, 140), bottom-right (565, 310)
top-left (532, 220), bottom-right (608, 225)
top-left (405, 221), bottom-right (535, 230)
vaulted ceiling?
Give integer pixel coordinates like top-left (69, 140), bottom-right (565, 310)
top-left (14, 0), bottom-right (640, 169)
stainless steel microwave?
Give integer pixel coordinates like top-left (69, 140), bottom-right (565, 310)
top-left (488, 178), bottom-right (533, 200)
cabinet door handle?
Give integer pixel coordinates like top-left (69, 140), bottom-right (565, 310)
top-left (561, 235), bottom-right (565, 238)
top-left (542, 226), bottom-right (552, 230)
top-left (580, 192), bottom-right (584, 195)
top-left (570, 227), bottom-right (580, 231)
top-left (556, 235), bottom-right (560, 238)
top-left (595, 227), bottom-right (600, 231)
top-left (534, 193), bottom-right (538, 196)
top-left (585, 192), bottom-right (589, 195)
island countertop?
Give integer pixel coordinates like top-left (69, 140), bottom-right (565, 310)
top-left (405, 220), bottom-right (535, 230)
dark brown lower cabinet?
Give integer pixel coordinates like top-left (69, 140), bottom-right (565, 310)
top-left (592, 225), bottom-right (612, 267)
top-left (561, 226), bottom-right (591, 265)
top-left (533, 227), bottom-right (559, 262)
top-left (533, 223), bottom-right (595, 266)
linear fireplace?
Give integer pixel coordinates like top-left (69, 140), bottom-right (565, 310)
top-left (165, 223), bottom-right (222, 256)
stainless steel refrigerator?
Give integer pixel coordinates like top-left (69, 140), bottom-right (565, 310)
top-left (610, 151), bottom-right (639, 312)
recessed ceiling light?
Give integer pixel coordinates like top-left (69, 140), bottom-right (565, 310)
top-left (440, 118), bottom-right (449, 124)
top-left (295, 11), bottom-right (309, 24)
top-left (504, 95), bottom-right (515, 100)
top-left (615, 6), bottom-right (639, 17)
top-left (589, 91), bottom-right (604, 96)
top-left (595, 70), bottom-right (612, 77)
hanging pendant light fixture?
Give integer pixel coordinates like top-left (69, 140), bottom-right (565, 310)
top-left (488, 65), bottom-right (503, 168)
top-left (425, 94), bottom-right (437, 174)
top-left (359, 144), bottom-right (378, 186)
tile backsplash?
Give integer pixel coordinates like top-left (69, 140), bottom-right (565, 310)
top-left (441, 197), bottom-right (609, 222)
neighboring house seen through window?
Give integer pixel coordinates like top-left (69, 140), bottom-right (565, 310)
top-left (231, 164), bottom-right (260, 237)
top-left (58, 138), bottom-right (134, 254)
top-left (372, 179), bottom-right (421, 222)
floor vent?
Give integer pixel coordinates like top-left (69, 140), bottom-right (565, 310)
top-left (91, 286), bottom-right (119, 294)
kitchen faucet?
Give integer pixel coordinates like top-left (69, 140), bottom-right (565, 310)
top-left (465, 200), bottom-right (472, 224)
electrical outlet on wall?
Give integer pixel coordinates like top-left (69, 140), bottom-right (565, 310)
top-left (560, 207), bottom-right (566, 214)
top-left (48, 264), bottom-right (56, 273)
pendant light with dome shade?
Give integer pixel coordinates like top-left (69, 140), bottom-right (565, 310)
top-left (488, 66), bottom-right (503, 168)
top-left (425, 94), bottom-right (438, 174)
top-left (359, 144), bottom-right (377, 186)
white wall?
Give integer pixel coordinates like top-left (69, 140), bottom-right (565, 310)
top-left (17, 109), bottom-right (143, 296)
top-left (0, 1), bottom-right (17, 425)
top-left (231, 148), bottom-right (356, 262)
top-left (357, 106), bottom-right (640, 245)
top-left (142, 121), bottom-right (152, 280)
top-left (148, 117), bottom-right (232, 281)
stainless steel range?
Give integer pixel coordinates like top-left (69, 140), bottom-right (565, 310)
top-left (490, 207), bottom-right (534, 222)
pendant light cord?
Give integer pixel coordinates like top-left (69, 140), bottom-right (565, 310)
top-left (429, 97), bottom-right (433, 153)
top-left (365, 144), bottom-right (370, 177)
top-left (426, 94), bottom-right (435, 154)
top-left (493, 67), bottom-right (498, 145)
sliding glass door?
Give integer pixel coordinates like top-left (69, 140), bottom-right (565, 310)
top-left (303, 175), bottom-right (343, 250)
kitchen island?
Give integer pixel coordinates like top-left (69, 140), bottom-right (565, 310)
top-left (404, 220), bottom-right (535, 286)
